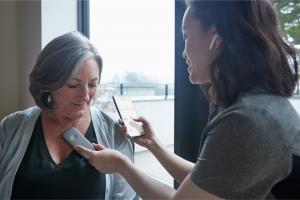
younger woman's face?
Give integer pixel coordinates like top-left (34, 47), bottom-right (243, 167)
top-left (182, 7), bottom-right (218, 85)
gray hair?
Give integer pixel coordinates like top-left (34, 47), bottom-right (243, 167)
top-left (29, 31), bottom-right (103, 109)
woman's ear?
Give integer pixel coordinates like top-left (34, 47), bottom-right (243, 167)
top-left (209, 34), bottom-right (218, 50)
top-left (209, 33), bottom-right (223, 51)
top-left (208, 25), bottom-right (223, 51)
top-left (213, 33), bottom-right (223, 50)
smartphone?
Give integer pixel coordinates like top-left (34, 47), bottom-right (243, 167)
top-left (62, 127), bottom-right (95, 160)
top-left (112, 95), bottom-right (144, 137)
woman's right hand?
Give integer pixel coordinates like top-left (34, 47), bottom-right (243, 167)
top-left (131, 116), bottom-right (159, 150)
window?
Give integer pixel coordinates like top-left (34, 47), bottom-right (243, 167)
top-left (274, 1), bottom-right (300, 111)
top-left (89, 0), bottom-right (174, 186)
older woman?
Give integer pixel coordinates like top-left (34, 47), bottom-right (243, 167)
top-left (0, 31), bottom-right (137, 199)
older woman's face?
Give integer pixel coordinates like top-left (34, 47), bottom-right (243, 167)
top-left (182, 7), bottom-right (217, 84)
top-left (52, 58), bottom-right (100, 119)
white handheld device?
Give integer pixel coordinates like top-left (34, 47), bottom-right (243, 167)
top-left (62, 127), bottom-right (95, 160)
top-left (112, 95), bottom-right (144, 137)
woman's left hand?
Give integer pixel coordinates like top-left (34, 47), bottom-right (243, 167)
top-left (75, 143), bottom-right (128, 173)
top-left (118, 119), bottom-right (128, 136)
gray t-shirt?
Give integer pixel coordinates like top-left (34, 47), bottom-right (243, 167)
top-left (190, 89), bottom-right (300, 199)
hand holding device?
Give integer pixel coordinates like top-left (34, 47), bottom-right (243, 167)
top-left (62, 127), bottom-right (95, 160)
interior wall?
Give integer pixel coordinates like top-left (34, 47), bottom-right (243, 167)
top-left (0, 1), bottom-right (18, 120)
top-left (41, 0), bottom-right (77, 48)
top-left (0, 1), bottom-right (41, 120)
top-left (16, 0), bottom-right (42, 111)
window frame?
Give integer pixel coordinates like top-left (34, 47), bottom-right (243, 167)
top-left (78, 0), bottom-right (90, 38)
top-left (174, 1), bottom-right (209, 187)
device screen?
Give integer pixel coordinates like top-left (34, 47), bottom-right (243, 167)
top-left (112, 96), bottom-right (144, 137)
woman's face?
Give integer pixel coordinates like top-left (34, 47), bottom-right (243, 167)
top-left (52, 58), bottom-right (100, 119)
top-left (182, 7), bottom-right (217, 84)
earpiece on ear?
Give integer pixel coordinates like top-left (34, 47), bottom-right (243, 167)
top-left (209, 34), bottom-right (218, 50)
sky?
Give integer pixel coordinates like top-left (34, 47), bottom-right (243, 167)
top-left (90, 0), bottom-right (175, 84)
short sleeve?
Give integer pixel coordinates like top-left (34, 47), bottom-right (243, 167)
top-left (190, 107), bottom-right (291, 199)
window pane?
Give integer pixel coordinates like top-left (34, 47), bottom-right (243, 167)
top-left (90, 0), bottom-right (174, 186)
top-left (90, 0), bottom-right (174, 84)
top-left (274, 1), bottom-right (300, 114)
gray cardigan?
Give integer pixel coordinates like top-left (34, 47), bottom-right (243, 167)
top-left (0, 106), bottom-right (136, 199)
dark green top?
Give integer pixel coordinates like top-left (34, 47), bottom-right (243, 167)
top-left (11, 116), bottom-right (106, 199)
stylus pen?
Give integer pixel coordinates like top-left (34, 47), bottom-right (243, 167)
top-left (112, 96), bottom-right (123, 120)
